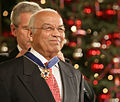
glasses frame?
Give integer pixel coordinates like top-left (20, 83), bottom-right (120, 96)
top-left (31, 23), bottom-right (65, 33)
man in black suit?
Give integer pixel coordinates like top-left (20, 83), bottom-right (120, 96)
top-left (0, 8), bottom-right (96, 102)
top-left (0, 1), bottom-right (42, 63)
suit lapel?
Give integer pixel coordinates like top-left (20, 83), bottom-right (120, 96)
top-left (59, 61), bottom-right (78, 102)
top-left (17, 57), bottom-right (55, 102)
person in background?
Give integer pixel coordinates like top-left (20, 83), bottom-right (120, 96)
top-left (9, 1), bottom-right (43, 58)
top-left (0, 8), bottom-right (95, 102)
top-left (0, 1), bottom-right (42, 63)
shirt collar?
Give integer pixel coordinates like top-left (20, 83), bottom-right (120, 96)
top-left (17, 45), bottom-right (22, 52)
top-left (29, 47), bottom-right (59, 68)
top-left (30, 47), bottom-right (48, 64)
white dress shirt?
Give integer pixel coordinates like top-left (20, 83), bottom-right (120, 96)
top-left (17, 45), bottom-right (22, 52)
top-left (30, 48), bottom-right (63, 99)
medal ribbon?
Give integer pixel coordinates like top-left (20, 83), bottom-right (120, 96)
top-left (24, 52), bottom-right (60, 69)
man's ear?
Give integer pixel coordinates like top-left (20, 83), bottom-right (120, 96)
top-left (10, 24), bottom-right (17, 37)
top-left (27, 29), bottom-right (33, 42)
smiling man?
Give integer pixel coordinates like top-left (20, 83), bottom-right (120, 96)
top-left (28, 9), bottom-right (65, 60)
top-left (0, 8), bottom-right (95, 102)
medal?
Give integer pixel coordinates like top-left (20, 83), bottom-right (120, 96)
top-left (41, 68), bottom-right (51, 79)
top-left (24, 52), bottom-right (59, 80)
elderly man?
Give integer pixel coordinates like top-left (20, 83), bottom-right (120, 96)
top-left (0, 8), bottom-right (95, 102)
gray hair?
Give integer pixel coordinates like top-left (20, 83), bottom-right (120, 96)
top-left (28, 8), bottom-right (60, 33)
top-left (10, 1), bottom-right (42, 26)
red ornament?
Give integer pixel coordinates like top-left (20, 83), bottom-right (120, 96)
top-left (84, 8), bottom-right (92, 14)
top-left (105, 10), bottom-right (116, 15)
top-left (93, 80), bottom-right (98, 85)
top-left (87, 49), bottom-right (101, 57)
top-left (99, 93), bottom-right (111, 101)
top-left (67, 19), bottom-right (74, 26)
top-left (96, 11), bottom-right (103, 16)
top-left (91, 63), bottom-right (104, 72)
top-left (106, 40), bottom-right (112, 46)
top-left (75, 20), bottom-right (82, 27)
top-left (112, 33), bottom-right (120, 39)
top-left (112, 33), bottom-right (120, 47)
top-left (68, 41), bottom-right (77, 47)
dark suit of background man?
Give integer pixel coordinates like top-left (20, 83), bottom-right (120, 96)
top-left (0, 1), bottom-right (42, 62)
top-left (0, 8), bottom-right (96, 102)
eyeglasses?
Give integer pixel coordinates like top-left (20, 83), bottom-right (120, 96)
top-left (31, 24), bottom-right (65, 33)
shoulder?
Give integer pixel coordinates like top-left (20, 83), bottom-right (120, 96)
top-left (0, 56), bottom-right (24, 79)
top-left (0, 56), bottom-right (23, 67)
top-left (59, 60), bottom-right (82, 78)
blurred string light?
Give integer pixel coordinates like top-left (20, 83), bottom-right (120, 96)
top-left (103, 88), bottom-right (108, 94)
top-left (71, 25), bottom-right (77, 32)
top-left (76, 29), bottom-right (86, 36)
top-left (101, 44), bottom-right (107, 49)
top-left (93, 31), bottom-right (98, 36)
top-left (94, 58), bottom-right (99, 63)
top-left (3, 10), bottom-right (8, 16)
top-left (73, 48), bottom-right (83, 59)
top-left (40, 0), bottom-right (46, 4)
top-left (97, 0), bottom-right (104, 3)
top-left (104, 34), bottom-right (111, 40)
top-left (109, 98), bottom-right (119, 102)
top-left (1, 42), bottom-right (8, 52)
top-left (94, 73), bottom-right (99, 78)
top-left (92, 42), bottom-right (101, 48)
top-left (113, 57), bottom-right (120, 63)
top-left (74, 64), bottom-right (79, 69)
top-left (115, 77), bottom-right (120, 86)
top-left (113, 4), bottom-right (119, 10)
top-left (108, 75), bottom-right (113, 80)
top-left (1, 46), bottom-right (8, 52)
top-left (100, 54), bottom-right (105, 59)
top-left (87, 28), bottom-right (92, 34)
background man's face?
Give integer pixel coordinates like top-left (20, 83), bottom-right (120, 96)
top-left (12, 12), bottom-right (32, 49)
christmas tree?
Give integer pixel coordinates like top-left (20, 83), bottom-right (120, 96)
top-left (1, 0), bottom-right (120, 101)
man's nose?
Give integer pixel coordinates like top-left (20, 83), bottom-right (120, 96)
top-left (51, 28), bottom-right (60, 37)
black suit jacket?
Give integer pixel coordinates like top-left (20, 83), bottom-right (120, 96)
top-left (0, 56), bottom-right (85, 102)
top-left (8, 47), bottom-right (19, 59)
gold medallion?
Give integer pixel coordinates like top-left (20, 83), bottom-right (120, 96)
top-left (41, 68), bottom-right (51, 79)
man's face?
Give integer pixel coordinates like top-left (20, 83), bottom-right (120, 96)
top-left (31, 11), bottom-right (65, 56)
top-left (11, 12), bottom-right (32, 50)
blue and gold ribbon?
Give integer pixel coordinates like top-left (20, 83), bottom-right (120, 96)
top-left (24, 52), bottom-right (60, 79)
